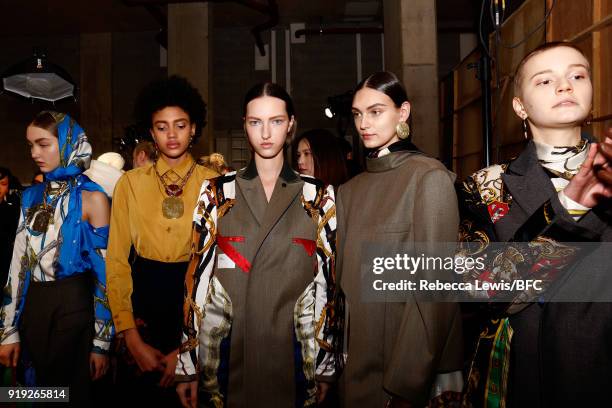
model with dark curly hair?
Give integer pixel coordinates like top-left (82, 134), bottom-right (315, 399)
top-left (134, 75), bottom-right (207, 145)
top-left (106, 75), bottom-right (217, 407)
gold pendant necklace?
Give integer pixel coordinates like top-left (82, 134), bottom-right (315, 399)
top-left (154, 160), bottom-right (197, 219)
top-left (31, 208), bottom-right (54, 233)
top-left (27, 183), bottom-right (67, 233)
top-left (162, 196), bottom-right (184, 219)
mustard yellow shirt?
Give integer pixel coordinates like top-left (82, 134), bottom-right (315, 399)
top-left (106, 155), bottom-right (217, 332)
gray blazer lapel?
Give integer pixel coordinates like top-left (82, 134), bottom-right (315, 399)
top-left (496, 142), bottom-right (557, 241)
top-left (236, 175), bottom-right (266, 226)
top-left (235, 160), bottom-right (303, 263)
top-left (250, 177), bottom-right (303, 261)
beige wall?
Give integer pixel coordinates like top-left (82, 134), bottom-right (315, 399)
top-left (384, 0), bottom-right (440, 158)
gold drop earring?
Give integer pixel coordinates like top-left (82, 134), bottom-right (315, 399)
top-left (396, 122), bottom-right (410, 140)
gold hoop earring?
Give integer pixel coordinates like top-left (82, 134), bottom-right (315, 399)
top-left (522, 118), bottom-right (529, 140)
top-left (396, 122), bottom-right (410, 140)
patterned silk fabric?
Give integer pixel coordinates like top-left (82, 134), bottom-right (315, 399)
top-left (0, 113), bottom-right (114, 353)
top-left (535, 138), bottom-right (590, 220)
top-left (176, 170), bottom-right (338, 407)
top-left (458, 138), bottom-right (591, 407)
top-left (458, 138), bottom-right (590, 305)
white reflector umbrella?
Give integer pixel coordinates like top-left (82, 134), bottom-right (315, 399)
top-left (2, 51), bottom-right (76, 103)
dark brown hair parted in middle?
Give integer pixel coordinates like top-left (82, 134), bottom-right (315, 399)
top-left (354, 71), bottom-right (413, 138)
top-left (292, 129), bottom-right (349, 189)
top-left (355, 71), bottom-right (409, 109)
top-left (243, 81), bottom-right (297, 142)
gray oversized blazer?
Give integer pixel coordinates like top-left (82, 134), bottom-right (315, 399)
top-left (336, 149), bottom-right (463, 407)
top-left (177, 160), bottom-right (337, 407)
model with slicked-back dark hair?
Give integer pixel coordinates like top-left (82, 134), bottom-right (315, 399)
top-left (354, 71), bottom-right (414, 140)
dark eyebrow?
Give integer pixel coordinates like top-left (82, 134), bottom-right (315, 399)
top-left (153, 117), bottom-right (189, 125)
top-left (352, 103), bottom-right (388, 112)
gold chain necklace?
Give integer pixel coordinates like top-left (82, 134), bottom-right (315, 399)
top-left (154, 160), bottom-right (197, 219)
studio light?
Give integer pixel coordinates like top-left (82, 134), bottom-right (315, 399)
top-left (1, 48), bottom-right (76, 103)
top-left (323, 91), bottom-right (355, 138)
top-left (325, 91), bottom-right (354, 119)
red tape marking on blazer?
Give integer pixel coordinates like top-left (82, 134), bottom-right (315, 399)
top-left (292, 238), bottom-right (316, 257)
top-left (217, 234), bottom-right (251, 273)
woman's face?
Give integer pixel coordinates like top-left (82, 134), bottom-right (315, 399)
top-left (296, 138), bottom-right (315, 176)
top-left (244, 96), bottom-right (293, 160)
top-left (0, 176), bottom-right (8, 201)
top-left (513, 46), bottom-right (593, 131)
top-left (150, 106), bottom-right (194, 161)
top-left (27, 126), bottom-right (61, 173)
top-left (352, 87), bottom-right (410, 150)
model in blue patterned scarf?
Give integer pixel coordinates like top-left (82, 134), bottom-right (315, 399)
top-left (0, 111), bottom-right (115, 390)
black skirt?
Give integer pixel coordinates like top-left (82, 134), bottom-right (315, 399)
top-left (130, 256), bottom-right (188, 354)
top-left (112, 256), bottom-right (187, 408)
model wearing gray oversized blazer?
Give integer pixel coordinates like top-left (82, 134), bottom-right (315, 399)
top-left (177, 160), bottom-right (338, 407)
top-left (336, 143), bottom-right (464, 407)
